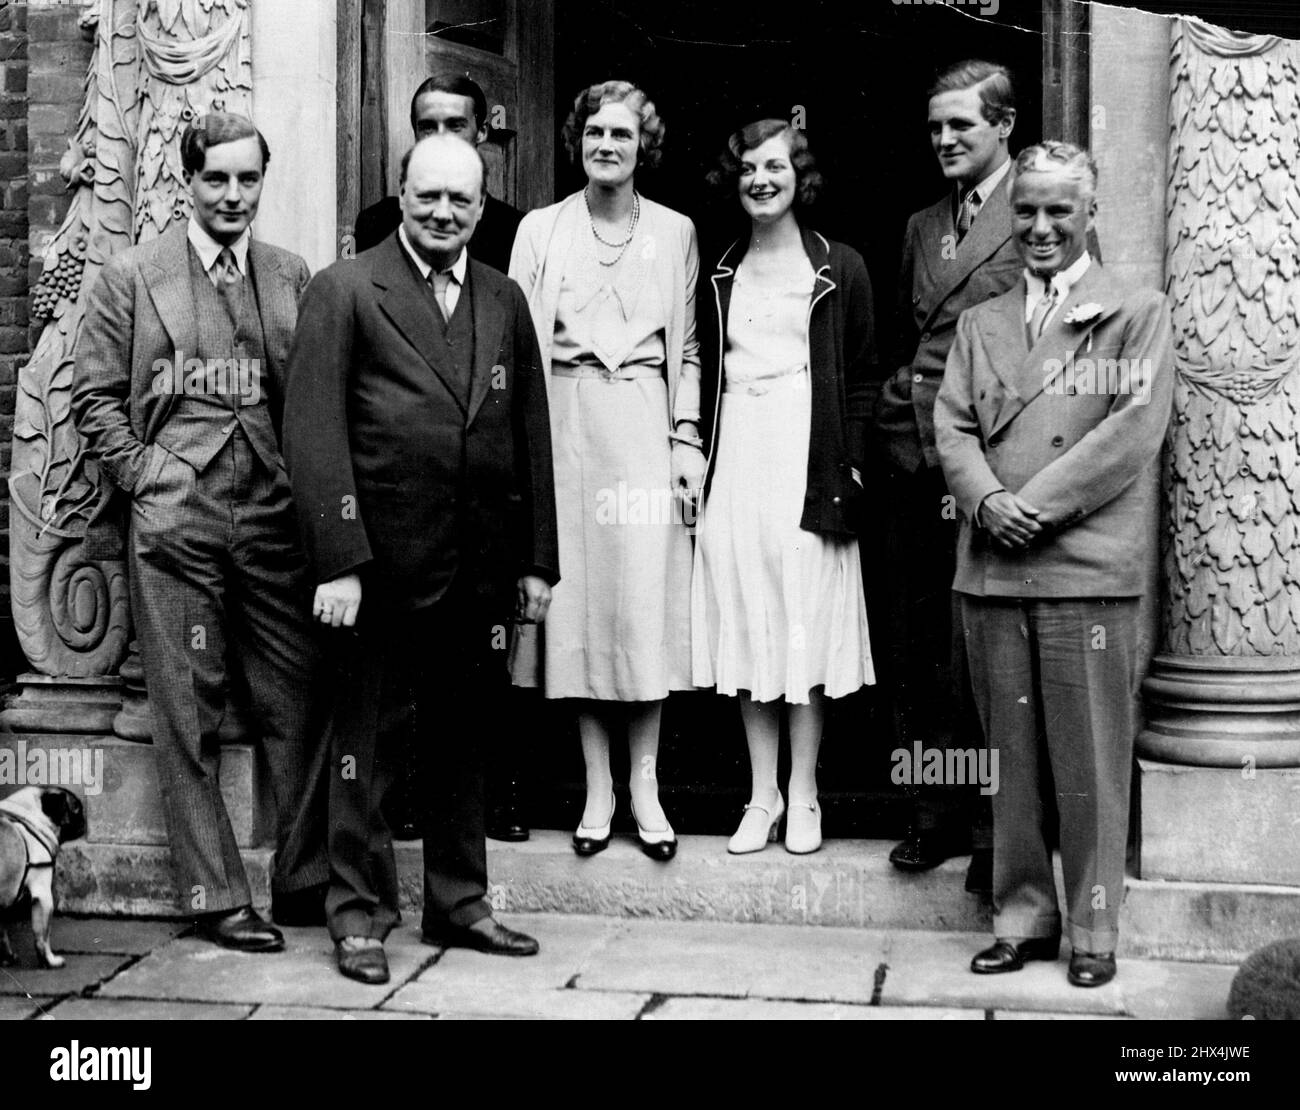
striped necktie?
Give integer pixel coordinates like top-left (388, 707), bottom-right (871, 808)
top-left (956, 189), bottom-right (978, 242)
top-left (1029, 283), bottom-right (1060, 341)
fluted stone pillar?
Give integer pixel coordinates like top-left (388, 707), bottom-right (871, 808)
top-left (1137, 18), bottom-right (1300, 883)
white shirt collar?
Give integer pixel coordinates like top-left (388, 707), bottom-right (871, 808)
top-left (398, 226), bottom-right (468, 285)
top-left (1025, 250), bottom-right (1093, 314)
top-left (187, 216), bottom-right (250, 275)
top-left (965, 156), bottom-right (1012, 208)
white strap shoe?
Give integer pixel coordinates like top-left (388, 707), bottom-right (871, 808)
top-left (727, 792), bottom-right (785, 854)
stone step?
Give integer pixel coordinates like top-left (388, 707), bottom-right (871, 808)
top-left (0, 735), bottom-right (269, 848)
top-left (47, 832), bottom-right (1297, 963)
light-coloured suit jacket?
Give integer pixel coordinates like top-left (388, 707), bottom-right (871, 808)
top-left (71, 223), bottom-right (310, 557)
top-left (508, 190), bottom-right (701, 424)
top-left (934, 260), bottom-right (1174, 598)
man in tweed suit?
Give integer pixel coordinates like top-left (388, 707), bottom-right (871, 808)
top-left (72, 114), bottom-right (327, 952)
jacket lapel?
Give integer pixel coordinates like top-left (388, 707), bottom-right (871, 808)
top-left (466, 262), bottom-right (505, 427)
top-left (374, 236), bottom-right (468, 415)
top-left (983, 279), bottom-right (1031, 439)
top-left (141, 225), bottom-right (198, 434)
top-left (142, 225), bottom-right (199, 356)
top-left (1015, 262), bottom-right (1126, 408)
top-left (247, 239), bottom-right (292, 366)
top-left (919, 173), bottom-right (1014, 333)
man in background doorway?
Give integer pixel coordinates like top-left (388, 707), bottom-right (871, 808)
top-left (353, 71), bottom-right (523, 273)
top-left (873, 59), bottom-right (1021, 893)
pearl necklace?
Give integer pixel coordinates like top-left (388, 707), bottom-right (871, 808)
top-left (584, 188), bottom-right (641, 267)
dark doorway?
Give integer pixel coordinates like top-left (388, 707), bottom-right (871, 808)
top-left (521, 0), bottom-right (1045, 837)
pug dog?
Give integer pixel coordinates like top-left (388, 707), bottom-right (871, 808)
top-left (0, 786), bottom-right (87, 968)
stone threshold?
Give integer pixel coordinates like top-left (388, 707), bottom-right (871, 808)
top-left (50, 832), bottom-right (1297, 962)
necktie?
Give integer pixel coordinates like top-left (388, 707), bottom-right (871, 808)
top-left (1029, 283), bottom-right (1059, 341)
top-left (213, 247), bottom-right (242, 315)
top-left (431, 270), bottom-right (451, 323)
top-left (956, 189), bottom-right (977, 242)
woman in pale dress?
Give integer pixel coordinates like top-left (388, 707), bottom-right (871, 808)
top-left (693, 119), bottom-right (876, 855)
top-left (509, 81), bottom-right (703, 861)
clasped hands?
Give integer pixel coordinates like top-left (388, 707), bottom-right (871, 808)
top-left (978, 489), bottom-right (1044, 551)
top-left (312, 573), bottom-right (552, 628)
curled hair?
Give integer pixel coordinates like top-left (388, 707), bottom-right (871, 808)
top-left (1014, 140), bottom-right (1098, 202)
top-left (561, 80), bottom-right (665, 169)
top-left (410, 72), bottom-right (488, 134)
top-left (927, 59), bottom-right (1016, 126)
top-left (707, 119), bottom-right (823, 209)
top-left (180, 113), bottom-right (270, 175)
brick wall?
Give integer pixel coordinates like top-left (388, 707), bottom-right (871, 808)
top-left (0, 0), bottom-right (28, 681)
top-left (0, 1), bottom-right (94, 682)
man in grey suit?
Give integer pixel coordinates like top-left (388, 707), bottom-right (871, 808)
top-left (875, 60), bottom-right (1022, 889)
top-left (72, 113), bottom-right (328, 952)
top-left (935, 141), bottom-right (1173, 987)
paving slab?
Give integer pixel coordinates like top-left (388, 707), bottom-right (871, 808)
top-left (98, 927), bottom-right (432, 1008)
top-left (416, 913), bottom-right (624, 991)
top-left (0, 954), bottom-right (134, 998)
top-left (576, 917), bottom-right (889, 1002)
top-left (251, 1005), bottom-right (432, 1020)
top-left (44, 998), bottom-right (252, 1020)
top-left (1114, 960), bottom-right (1235, 1020)
top-left (386, 982), bottom-right (649, 1019)
top-left (645, 997), bottom-right (982, 1020)
top-left (51, 917), bottom-right (187, 955)
top-left (0, 995), bottom-right (54, 1020)
top-left (879, 931), bottom-right (1125, 1015)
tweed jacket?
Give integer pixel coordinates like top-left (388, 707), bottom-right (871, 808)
top-left (71, 223), bottom-right (310, 559)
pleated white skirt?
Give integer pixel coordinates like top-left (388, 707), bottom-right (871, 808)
top-left (691, 369), bottom-right (875, 703)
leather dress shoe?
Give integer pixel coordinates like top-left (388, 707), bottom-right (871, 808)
top-left (573, 791), bottom-right (614, 856)
top-left (1068, 950), bottom-right (1117, 987)
top-left (487, 784), bottom-right (530, 842)
top-left (631, 800), bottom-right (677, 862)
top-left (196, 907), bottom-right (284, 953)
top-left (423, 918), bottom-right (540, 956)
top-left (964, 849), bottom-right (993, 896)
top-left (970, 935), bottom-right (1060, 974)
top-left (889, 827), bottom-right (970, 872)
top-left (271, 883), bottom-right (328, 927)
top-left (336, 938), bottom-right (389, 984)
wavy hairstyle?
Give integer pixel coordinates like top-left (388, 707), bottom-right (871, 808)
top-left (707, 119), bottom-right (823, 210)
top-left (561, 80), bottom-right (665, 169)
top-left (180, 113), bottom-right (270, 174)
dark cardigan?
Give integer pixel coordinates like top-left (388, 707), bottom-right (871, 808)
top-left (698, 226), bottom-right (878, 537)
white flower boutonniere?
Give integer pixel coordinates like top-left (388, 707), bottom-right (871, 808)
top-left (1063, 303), bottom-right (1104, 325)
top-left (1063, 303), bottom-right (1104, 352)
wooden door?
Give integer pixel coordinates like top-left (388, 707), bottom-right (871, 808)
top-left (343, 0), bottom-right (554, 224)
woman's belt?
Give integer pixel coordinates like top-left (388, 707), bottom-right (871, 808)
top-left (724, 365), bottom-right (809, 396)
top-left (551, 364), bottom-right (664, 380)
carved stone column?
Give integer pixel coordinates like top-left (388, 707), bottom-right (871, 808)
top-left (1138, 19), bottom-right (1300, 884)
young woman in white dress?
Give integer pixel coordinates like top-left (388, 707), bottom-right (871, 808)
top-left (693, 120), bottom-right (877, 855)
